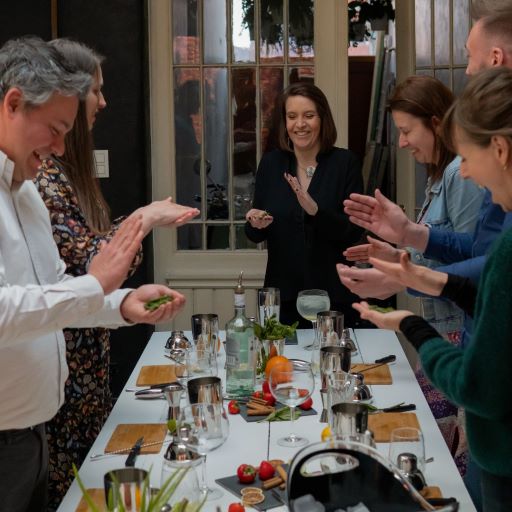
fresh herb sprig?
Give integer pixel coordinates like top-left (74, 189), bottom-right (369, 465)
top-left (368, 305), bottom-right (395, 313)
top-left (258, 406), bottom-right (301, 422)
top-left (144, 295), bottom-right (173, 311)
top-left (253, 315), bottom-right (298, 341)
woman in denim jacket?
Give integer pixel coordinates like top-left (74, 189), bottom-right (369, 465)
top-left (389, 76), bottom-right (484, 473)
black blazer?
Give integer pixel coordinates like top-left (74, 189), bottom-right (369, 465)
top-left (245, 148), bottom-right (364, 307)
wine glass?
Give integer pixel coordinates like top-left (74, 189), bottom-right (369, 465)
top-left (269, 364), bottom-right (315, 447)
top-left (177, 403), bottom-right (229, 501)
top-left (296, 289), bottom-right (330, 351)
top-left (389, 427), bottom-right (426, 473)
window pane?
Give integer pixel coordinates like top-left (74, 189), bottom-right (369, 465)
top-left (204, 68), bottom-right (229, 220)
top-left (232, 0), bottom-right (255, 62)
top-left (260, 0), bottom-right (284, 62)
top-left (173, 0), bottom-right (200, 64)
top-left (174, 69), bottom-right (202, 214)
top-left (453, 0), bottom-right (469, 66)
top-left (416, 68), bottom-right (434, 77)
top-left (178, 223), bottom-right (202, 250)
top-left (415, 0), bottom-right (432, 67)
top-left (260, 67), bottom-right (283, 154)
top-left (204, 0), bottom-right (227, 64)
top-left (288, 0), bottom-right (314, 62)
top-left (434, 0), bottom-right (450, 66)
top-left (289, 66), bottom-right (314, 84)
top-left (207, 224), bottom-right (230, 249)
top-left (434, 68), bottom-right (451, 89)
top-left (453, 67), bottom-right (468, 96)
top-left (235, 225), bottom-right (257, 249)
top-left (232, 68), bottom-right (257, 220)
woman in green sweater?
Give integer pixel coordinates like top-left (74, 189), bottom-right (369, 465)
top-left (353, 66), bottom-right (512, 512)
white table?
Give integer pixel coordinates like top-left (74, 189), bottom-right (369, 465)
top-left (58, 330), bottom-right (476, 512)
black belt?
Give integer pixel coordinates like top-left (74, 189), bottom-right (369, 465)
top-left (0, 424), bottom-right (41, 441)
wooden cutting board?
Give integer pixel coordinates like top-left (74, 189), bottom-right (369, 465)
top-left (350, 363), bottom-right (392, 384)
top-left (105, 423), bottom-right (168, 454)
top-left (421, 486), bottom-right (443, 499)
top-left (136, 364), bottom-right (182, 386)
top-left (75, 489), bottom-right (105, 511)
top-left (367, 412), bottom-right (420, 442)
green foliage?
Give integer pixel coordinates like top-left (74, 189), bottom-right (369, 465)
top-left (258, 406), bottom-right (301, 422)
top-left (144, 295), bottom-right (173, 312)
top-left (241, 0), bottom-right (314, 50)
top-left (368, 304), bottom-right (395, 313)
top-left (253, 315), bottom-right (298, 341)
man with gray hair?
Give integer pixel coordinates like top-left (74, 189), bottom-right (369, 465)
top-left (0, 36), bottom-right (185, 512)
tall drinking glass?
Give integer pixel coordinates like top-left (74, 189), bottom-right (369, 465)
top-left (257, 287), bottom-right (280, 325)
top-left (296, 289), bottom-right (330, 351)
top-left (389, 427), bottom-right (426, 473)
top-left (177, 403), bottom-right (229, 501)
top-left (269, 364), bottom-right (315, 447)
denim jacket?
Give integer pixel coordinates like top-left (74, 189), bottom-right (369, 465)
top-left (408, 157), bottom-right (485, 334)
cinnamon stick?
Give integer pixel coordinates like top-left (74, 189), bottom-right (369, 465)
top-left (262, 476), bottom-right (283, 490)
top-left (276, 464), bottom-right (287, 482)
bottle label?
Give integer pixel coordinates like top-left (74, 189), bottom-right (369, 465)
top-left (225, 337), bottom-right (240, 369)
top-left (234, 292), bottom-right (245, 308)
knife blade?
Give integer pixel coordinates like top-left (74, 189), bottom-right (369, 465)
top-left (125, 436), bottom-right (144, 467)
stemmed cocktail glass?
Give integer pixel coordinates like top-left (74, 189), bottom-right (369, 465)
top-left (177, 403), bottom-right (229, 501)
top-left (296, 289), bottom-right (330, 351)
top-left (269, 364), bottom-right (315, 447)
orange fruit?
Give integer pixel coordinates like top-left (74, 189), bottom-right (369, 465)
top-left (265, 355), bottom-right (292, 381)
top-left (268, 344), bottom-right (278, 359)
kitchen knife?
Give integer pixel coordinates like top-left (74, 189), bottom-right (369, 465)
top-left (368, 403), bottom-right (416, 414)
top-left (125, 436), bottom-right (144, 467)
top-left (374, 354), bottom-right (396, 364)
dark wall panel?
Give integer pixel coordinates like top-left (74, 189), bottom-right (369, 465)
top-left (57, 0), bottom-right (153, 397)
top-left (0, 1), bottom-right (52, 41)
top-left (0, 1), bottom-right (153, 398)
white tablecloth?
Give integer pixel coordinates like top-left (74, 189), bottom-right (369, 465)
top-left (57, 329), bottom-right (476, 511)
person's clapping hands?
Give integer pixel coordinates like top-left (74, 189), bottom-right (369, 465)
top-left (352, 301), bottom-right (414, 332)
top-left (344, 189), bottom-right (413, 245)
top-left (246, 208), bottom-right (274, 229)
top-left (88, 215), bottom-right (144, 295)
top-left (337, 264), bottom-right (403, 299)
top-left (120, 285), bottom-right (186, 324)
top-left (135, 197), bottom-right (200, 235)
top-left (284, 172), bottom-right (318, 216)
top-left (368, 252), bottom-right (448, 297)
top-left (343, 235), bottom-right (404, 264)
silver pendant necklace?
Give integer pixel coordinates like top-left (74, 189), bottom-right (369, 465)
top-left (305, 165), bottom-right (316, 178)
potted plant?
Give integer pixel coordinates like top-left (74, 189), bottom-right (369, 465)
top-left (254, 315), bottom-right (297, 378)
top-left (348, 0), bottom-right (395, 42)
top-left (73, 464), bottom-right (205, 512)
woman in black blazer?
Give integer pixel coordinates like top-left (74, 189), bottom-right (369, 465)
top-left (245, 82), bottom-right (363, 327)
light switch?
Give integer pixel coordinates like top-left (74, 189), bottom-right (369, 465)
top-left (94, 149), bottom-right (109, 178)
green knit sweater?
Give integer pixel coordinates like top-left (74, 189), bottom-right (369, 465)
top-left (402, 227), bottom-right (512, 477)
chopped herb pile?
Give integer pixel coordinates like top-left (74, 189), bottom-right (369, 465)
top-left (144, 295), bottom-right (173, 311)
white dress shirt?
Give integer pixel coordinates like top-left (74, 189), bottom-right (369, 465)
top-left (0, 151), bottom-right (131, 430)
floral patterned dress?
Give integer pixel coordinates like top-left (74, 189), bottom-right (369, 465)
top-left (35, 159), bottom-right (143, 511)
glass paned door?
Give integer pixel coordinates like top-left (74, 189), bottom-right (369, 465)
top-left (172, 0), bottom-right (314, 250)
